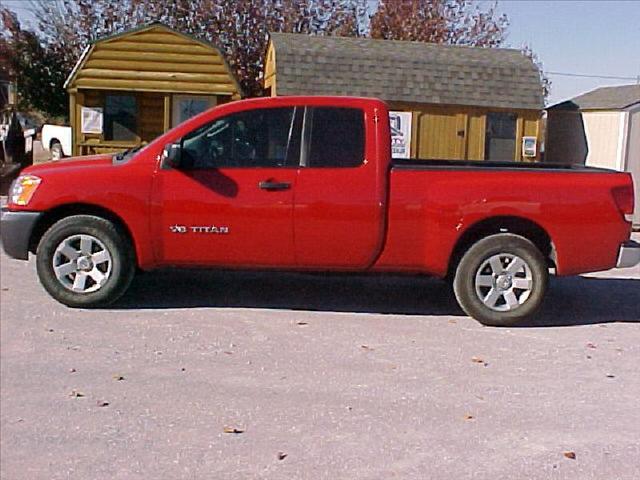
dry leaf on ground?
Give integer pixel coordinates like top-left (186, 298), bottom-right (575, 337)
top-left (223, 426), bottom-right (244, 434)
top-left (563, 451), bottom-right (576, 460)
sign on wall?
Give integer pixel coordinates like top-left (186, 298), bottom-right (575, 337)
top-left (522, 136), bottom-right (537, 158)
top-left (81, 107), bottom-right (103, 134)
top-left (389, 111), bottom-right (412, 158)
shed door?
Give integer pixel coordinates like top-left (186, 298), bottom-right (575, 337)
top-left (417, 109), bottom-right (466, 159)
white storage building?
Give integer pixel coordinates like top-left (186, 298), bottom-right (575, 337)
top-left (546, 84), bottom-right (640, 227)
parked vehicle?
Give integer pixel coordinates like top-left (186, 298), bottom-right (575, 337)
top-left (41, 124), bottom-right (72, 160)
top-left (2, 96), bottom-right (638, 326)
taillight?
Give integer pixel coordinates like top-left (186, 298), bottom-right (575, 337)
top-left (612, 185), bottom-right (634, 223)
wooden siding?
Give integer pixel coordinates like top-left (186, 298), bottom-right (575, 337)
top-left (67, 25), bottom-right (241, 97)
top-left (67, 24), bottom-right (243, 155)
top-left (388, 101), bottom-right (541, 161)
top-left (264, 42), bottom-right (276, 95)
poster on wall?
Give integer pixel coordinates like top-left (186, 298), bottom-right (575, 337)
top-left (389, 111), bottom-right (412, 158)
top-left (81, 107), bottom-right (103, 134)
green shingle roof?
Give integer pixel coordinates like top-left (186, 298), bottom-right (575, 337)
top-left (269, 33), bottom-right (544, 110)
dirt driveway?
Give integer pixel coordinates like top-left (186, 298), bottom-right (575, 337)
top-left (1, 241), bottom-right (639, 479)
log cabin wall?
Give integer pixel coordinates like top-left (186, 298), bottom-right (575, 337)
top-left (65, 23), bottom-right (242, 156)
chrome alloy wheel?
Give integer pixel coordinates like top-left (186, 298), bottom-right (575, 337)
top-left (52, 234), bottom-right (112, 293)
top-left (474, 253), bottom-right (533, 312)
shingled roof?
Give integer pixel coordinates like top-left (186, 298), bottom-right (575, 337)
top-left (268, 33), bottom-right (544, 110)
top-left (549, 84), bottom-right (640, 111)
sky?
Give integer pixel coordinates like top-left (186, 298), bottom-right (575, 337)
top-left (4, 0), bottom-right (640, 106)
top-left (497, 0), bottom-right (640, 105)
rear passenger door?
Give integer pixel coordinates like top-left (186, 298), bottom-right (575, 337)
top-left (293, 106), bottom-right (386, 269)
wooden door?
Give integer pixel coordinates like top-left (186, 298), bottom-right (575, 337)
top-left (417, 109), bottom-right (466, 160)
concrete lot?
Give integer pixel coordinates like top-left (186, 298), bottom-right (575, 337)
top-left (1, 238), bottom-right (639, 479)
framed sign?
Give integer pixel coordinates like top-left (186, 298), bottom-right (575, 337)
top-left (522, 136), bottom-right (537, 158)
top-left (81, 107), bottom-right (103, 134)
top-left (389, 111), bottom-right (412, 158)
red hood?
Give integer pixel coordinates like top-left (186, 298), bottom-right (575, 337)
top-left (23, 154), bottom-right (114, 175)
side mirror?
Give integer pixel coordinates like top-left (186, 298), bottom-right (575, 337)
top-left (161, 142), bottom-right (182, 169)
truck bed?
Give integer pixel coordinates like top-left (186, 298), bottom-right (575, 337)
top-left (392, 158), bottom-right (613, 173)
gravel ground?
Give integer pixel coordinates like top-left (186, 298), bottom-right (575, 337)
top-left (1, 237), bottom-right (639, 479)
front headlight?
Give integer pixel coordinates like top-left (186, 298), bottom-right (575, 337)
top-left (9, 175), bottom-right (42, 206)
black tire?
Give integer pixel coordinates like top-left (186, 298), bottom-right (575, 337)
top-left (36, 215), bottom-right (135, 308)
top-left (50, 141), bottom-right (63, 161)
top-left (453, 233), bottom-right (548, 327)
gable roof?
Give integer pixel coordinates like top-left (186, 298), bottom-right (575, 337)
top-left (268, 33), bottom-right (544, 110)
top-left (548, 84), bottom-right (640, 111)
top-left (64, 23), bottom-right (243, 97)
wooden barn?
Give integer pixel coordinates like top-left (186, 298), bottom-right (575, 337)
top-left (265, 34), bottom-right (544, 161)
top-left (64, 23), bottom-right (242, 156)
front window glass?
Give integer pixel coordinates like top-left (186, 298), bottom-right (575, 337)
top-left (181, 107), bottom-right (296, 169)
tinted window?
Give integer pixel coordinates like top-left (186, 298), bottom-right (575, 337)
top-left (181, 107), bottom-right (296, 169)
top-left (105, 95), bottom-right (137, 141)
top-left (307, 107), bottom-right (364, 167)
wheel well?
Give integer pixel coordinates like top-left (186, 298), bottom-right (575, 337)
top-left (448, 216), bottom-right (556, 277)
top-left (29, 204), bottom-right (137, 262)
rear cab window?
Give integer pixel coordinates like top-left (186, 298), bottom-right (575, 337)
top-left (305, 107), bottom-right (365, 168)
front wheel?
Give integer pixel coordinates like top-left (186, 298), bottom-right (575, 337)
top-left (453, 234), bottom-right (548, 326)
top-left (36, 215), bottom-right (135, 307)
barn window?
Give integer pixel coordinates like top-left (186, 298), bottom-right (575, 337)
top-left (104, 95), bottom-right (137, 141)
top-left (485, 112), bottom-right (517, 160)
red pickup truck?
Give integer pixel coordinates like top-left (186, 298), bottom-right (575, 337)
top-left (2, 96), bottom-right (638, 326)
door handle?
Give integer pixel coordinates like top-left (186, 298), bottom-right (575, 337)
top-left (259, 180), bottom-right (291, 191)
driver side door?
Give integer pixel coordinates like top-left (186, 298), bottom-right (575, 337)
top-left (153, 106), bottom-right (301, 268)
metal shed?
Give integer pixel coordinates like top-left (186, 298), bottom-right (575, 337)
top-left (64, 23), bottom-right (242, 156)
top-left (265, 33), bottom-right (544, 162)
top-left (546, 84), bottom-right (640, 227)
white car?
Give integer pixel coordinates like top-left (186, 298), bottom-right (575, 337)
top-left (41, 124), bottom-right (72, 160)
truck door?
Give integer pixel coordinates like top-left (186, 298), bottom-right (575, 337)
top-left (293, 106), bottom-right (387, 269)
top-left (154, 107), bottom-right (301, 267)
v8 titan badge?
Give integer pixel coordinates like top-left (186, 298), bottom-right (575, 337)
top-left (170, 225), bottom-right (230, 234)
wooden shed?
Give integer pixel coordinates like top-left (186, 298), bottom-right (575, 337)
top-left (265, 34), bottom-right (544, 161)
top-left (64, 23), bottom-right (242, 156)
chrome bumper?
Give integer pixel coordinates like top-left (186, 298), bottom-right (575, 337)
top-left (616, 240), bottom-right (640, 269)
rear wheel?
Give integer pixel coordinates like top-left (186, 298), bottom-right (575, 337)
top-left (453, 233), bottom-right (548, 326)
top-left (36, 215), bottom-right (135, 307)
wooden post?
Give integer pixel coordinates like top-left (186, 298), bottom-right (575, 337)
top-left (163, 93), bottom-right (171, 132)
top-left (69, 92), bottom-right (76, 156)
top-left (515, 116), bottom-right (524, 162)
